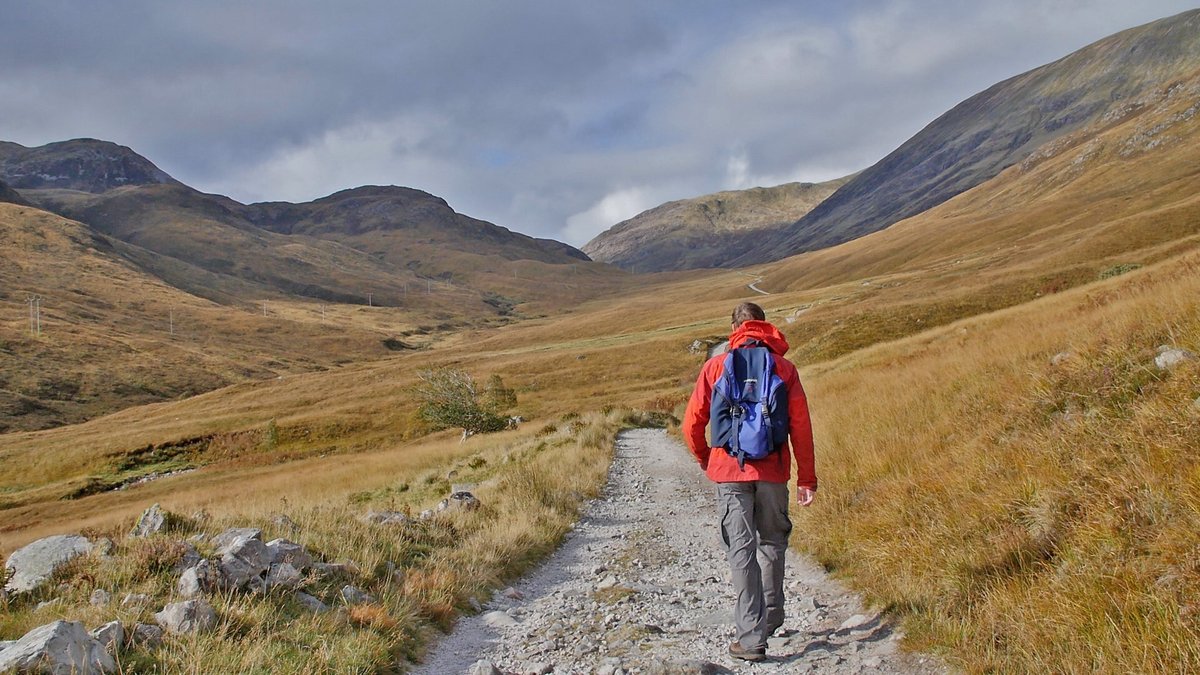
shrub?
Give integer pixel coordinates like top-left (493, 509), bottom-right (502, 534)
top-left (415, 368), bottom-right (516, 436)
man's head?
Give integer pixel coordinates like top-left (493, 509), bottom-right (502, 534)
top-left (731, 302), bottom-right (766, 329)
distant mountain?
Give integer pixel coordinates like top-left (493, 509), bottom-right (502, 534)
top-left (733, 8), bottom-right (1200, 265)
top-left (2, 139), bottom-right (619, 317)
top-left (583, 177), bottom-right (851, 271)
top-left (0, 138), bottom-right (179, 193)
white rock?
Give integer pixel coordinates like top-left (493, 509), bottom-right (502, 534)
top-left (467, 660), bottom-right (503, 675)
top-left (0, 620), bottom-right (115, 674)
top-left (3, 535), bottom-right (92, 593)
top-left (482, 610), bottom-right (519, 628)
top-left (210, 528), bottom-right (262, 552)
top-left (1156, 348), bottom-right (1196, 370)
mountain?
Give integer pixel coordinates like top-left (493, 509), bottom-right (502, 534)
top-left (2, 140), bottom-right (624, 318)
top-left (732, 8), bottom-right (1200, 265)
top-left (0, 138), bottom-right (179, 192)
top-left (583, 176), bottom-right (852, 272)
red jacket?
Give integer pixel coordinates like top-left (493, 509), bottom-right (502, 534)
top-left (683, 320), bottom-right (817, 490)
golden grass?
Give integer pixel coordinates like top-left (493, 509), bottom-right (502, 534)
top-left (0, 409), bottom-right (654, 673)
top-left (795, 251), bottom-right (1200, 672)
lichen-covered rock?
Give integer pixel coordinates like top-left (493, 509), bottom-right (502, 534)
top-left (3, 535), bottom-right (92, 593)
top-left (130, 504), bottom-right (169, 537)
top-left (154, 599), bottom-right (217, 635)
top-left (0, 620), bottom-right (115, 674)
top-left (89, 589), bottom-right (112, 606)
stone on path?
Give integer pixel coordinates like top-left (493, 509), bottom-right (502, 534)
top-left (0, 620), bottom-right (115, 674)
top-left (3, 535), bottom-right (92, 593)
top-left (467, 660), bottom-right (503, 675)
top-left (646, 659), bottom-right (723, 675)
top-left (481, 610), bottom-right (519, 628)
top-left (155, 599), bottom-right (218, 635)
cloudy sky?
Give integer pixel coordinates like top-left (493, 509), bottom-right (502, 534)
top-left (1, 1), bottom-right (1195, 246)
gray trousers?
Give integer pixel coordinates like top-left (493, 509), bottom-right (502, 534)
top-left (716, 481), bottom-right (792, 650)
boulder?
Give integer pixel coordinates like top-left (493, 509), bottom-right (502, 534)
top-left (154, 599), bottom-right (217, 635)
top-left (129, 623), bottom-right (164, 648)
top-left (89, 621), bottom-right (123, 655)
top-left (447, 491), bottom-right (482, 511)
top-left (0, 620), bottom-right (115, 674)
top-left (1156, 348), bottom-right (1196, 370)
top-left (266, 539), bottom-right (313, 570)
top-left (210, 528), bottom-right (262, 552)
top-left (217, 536), bottom-right (272, 589)
top-left (338, 585), bottom-right (375, 605)
top-left (177, 559), bottom-right (218, 598)
top-left (294, 591), bottom-right (329, 613)
top-left (130, 504), bottom-right (169, 537)
top-left (3, 535), bottom-right (92, 593)
top-left (264, 562), bottom-right (303, 590)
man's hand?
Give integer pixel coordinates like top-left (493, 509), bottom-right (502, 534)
top-left (797, 487), bottom-right (815, 507)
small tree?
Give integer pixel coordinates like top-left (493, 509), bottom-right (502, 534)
top-left (416, 368), bottom-right (516, 437)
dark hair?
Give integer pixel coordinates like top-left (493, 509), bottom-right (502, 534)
top-left (731, 302), bottom-right (766, 327)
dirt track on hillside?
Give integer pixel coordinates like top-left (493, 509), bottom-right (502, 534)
top-left (411, 428), bottom-right (948, 674)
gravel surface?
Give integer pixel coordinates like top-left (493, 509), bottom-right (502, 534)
top-left (411, 428), bottom-right (948, 674)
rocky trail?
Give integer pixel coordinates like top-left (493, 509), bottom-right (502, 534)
top-left (413, 429), bottom-right (948, 675)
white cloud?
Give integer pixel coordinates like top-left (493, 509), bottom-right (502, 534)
top-left (563, 187), bottom-right (659, 246)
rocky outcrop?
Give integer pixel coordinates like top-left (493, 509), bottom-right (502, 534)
top-left (0, 620), bottom-right (115, 674)
top-left (129, 503), bottom-right (169, 537)
top-left (3, 534), bottom-right (92, 593)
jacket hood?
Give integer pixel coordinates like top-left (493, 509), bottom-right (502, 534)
top-left (729, 319), bottom-right (790, 356)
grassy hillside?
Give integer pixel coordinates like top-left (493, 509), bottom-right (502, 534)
top-left (583, 175), bottom-right (852, 272)
top-left (736, 8), bottom-right (1200, 265)
top-left (797, 249), bottom-right (1200, 672)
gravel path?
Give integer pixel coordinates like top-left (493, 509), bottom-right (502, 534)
top-left (411, 428), bottom-right (948, 675)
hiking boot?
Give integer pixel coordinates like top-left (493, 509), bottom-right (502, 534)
top-left (728, 641), bottom-right (766, 662)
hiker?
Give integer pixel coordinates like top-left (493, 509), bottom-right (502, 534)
top-left (682, 302), bottom-right (817, 662)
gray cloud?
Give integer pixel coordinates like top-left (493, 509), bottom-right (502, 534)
top-left (1, 1), bottom-right (1195, 245)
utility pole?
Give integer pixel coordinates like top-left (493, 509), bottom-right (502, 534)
top-left (427, 280), bottom-right (431, 294)
top-left (320, 304), bottom-right (326, 321)
top-left (27, 295), bottom-right (41, 337)
top-left (367, 293), bottom-right (373, 307)
top-left (169, 308), bottom-right (174, 337)
top-left (262, 301), bottom-right (268, 317)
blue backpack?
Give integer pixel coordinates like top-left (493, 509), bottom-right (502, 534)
top-left (710, 343), bottom-right (789, 469)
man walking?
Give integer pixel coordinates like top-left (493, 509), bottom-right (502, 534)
top-left (683, 302), bottom-right (817, 662)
